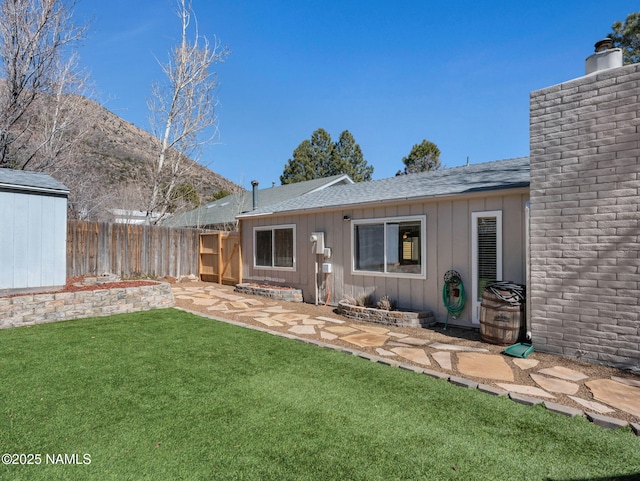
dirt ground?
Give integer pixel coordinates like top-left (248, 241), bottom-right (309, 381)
top-left (1, 276), bottom-right (158, 298)
top-left (173, 281), bottom-right (640, 426)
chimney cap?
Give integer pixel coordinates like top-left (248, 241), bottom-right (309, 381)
top-left (594, 38), bottom-right (613, 52)
top-left (585, 38), bottom-right (623, 75)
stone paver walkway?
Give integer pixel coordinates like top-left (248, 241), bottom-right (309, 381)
top-left (171, 283), bottom-right (640, 432)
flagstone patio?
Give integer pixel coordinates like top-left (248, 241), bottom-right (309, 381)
top-left (171, 282), bottom-right (640, 431)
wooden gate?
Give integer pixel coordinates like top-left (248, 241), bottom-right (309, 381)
top-left (199, 232), bottom-right (242, 285)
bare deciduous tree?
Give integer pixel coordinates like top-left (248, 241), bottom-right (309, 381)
top-left (65, 164), bottom-right (116, 221)
top-left (146, 0), bottom-right (228, 224)
top-left (0, 0), bottom-right (88, 171)
top-left (29, 53), bottom-right (90, 172)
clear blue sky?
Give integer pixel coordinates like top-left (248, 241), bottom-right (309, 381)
top-left (75, 1), bottom-right (633, 189)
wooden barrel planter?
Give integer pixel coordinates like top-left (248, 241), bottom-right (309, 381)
top-left (479, 289), bottom-right (524, 345)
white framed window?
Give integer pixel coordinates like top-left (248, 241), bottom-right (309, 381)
top-left (471, 211), bottom-right (502, 323)
top-left (351, 215), bottom-right (426, 278)
top-left (254, 224), bottom-right (296, 270)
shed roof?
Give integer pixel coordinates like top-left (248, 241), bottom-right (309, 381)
top-left (0, 168), bottom-right (69, 195)
top-left (163, 174), bottom-right (354, 228)
top-left (238, 157), bottom-right (530, 218)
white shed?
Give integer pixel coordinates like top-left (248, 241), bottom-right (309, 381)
top-left (0, 169), bottom-right (69, 293)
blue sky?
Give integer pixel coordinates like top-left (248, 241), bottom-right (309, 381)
top-left (75, 1), bottom-right (633, 189)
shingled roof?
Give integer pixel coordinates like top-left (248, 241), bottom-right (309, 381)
top-left (238, 157), bottom-right (529, 218)
top-left (0, 168), bottom-right (69, 195)
top-left (163, 174), bottom-right (353, 228)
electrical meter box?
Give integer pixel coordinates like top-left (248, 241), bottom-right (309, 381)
top-left (310, 232), bottom-right (325, 253)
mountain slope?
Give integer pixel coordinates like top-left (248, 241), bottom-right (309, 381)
top-left (79, 98), bottom-right (242, 210)
top-left (22, 95), bottom-right (244, 221)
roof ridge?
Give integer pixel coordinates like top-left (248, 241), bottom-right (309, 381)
top-left (238, 156), bottom-right (530, 218)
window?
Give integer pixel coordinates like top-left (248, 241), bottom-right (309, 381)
top-left (352, 216), bottom-right (425, 277)
top-left (254, 225), bottom-right (295, 270)
top-left (471, 211), bottom-right (502, 323)
top-left (477, 217), bottom-right (498, 297)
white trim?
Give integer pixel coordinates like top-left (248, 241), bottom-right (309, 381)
top-left (253, 224), bottom-right (297, 271)
top-left (351, 215), bottom-right (426, 279)
top-left (0, 183), bottom-right (69, 196)
top-left (471, 210), bottom-right (503, 324)
top-left (308, 174), bottom-right (354, 192)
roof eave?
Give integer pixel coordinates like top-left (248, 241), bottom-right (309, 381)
top-left (0, 182), bottom-right (69, 196)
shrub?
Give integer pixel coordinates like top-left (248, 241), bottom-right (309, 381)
top-left (341, 295), bottom-right (357, 306)
top-left (356, 293), bottom-right (375, 307)
top-left (376, 295), bottom-right (396, 311)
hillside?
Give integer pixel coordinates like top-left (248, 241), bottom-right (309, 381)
top-left (36, 96), bottom-right (244, 221)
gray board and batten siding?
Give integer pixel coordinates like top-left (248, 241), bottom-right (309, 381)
top-left (238, 158), bottom-right (530, 328)
top-left (0, 169), bottom-right (69, 293)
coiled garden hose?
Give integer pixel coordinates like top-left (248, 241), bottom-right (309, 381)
top-left (484, 281), bottom-right (525, 305)
top-left (442, 270), bottom-right (466, 330)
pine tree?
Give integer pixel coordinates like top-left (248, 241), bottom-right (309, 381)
top-left (281, 128), bottom-right (374, 184)
top-left (330, 130), bottom-right (374, 182)
top-left (609, 12), bottom-right (640, 64)
top-left (280, 129), bottom-right (332, 184)
top-left (397, 139), bottom-right (441, 175)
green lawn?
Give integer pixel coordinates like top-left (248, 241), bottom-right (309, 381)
top-left (0, 309), bottom-right (638, 481)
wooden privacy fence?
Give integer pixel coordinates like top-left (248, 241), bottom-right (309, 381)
top-left (199, 232), bottom-right (242, 285)
top-left (67, 220), bottom-right (207, 278)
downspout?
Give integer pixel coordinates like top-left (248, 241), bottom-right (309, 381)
top-left (525, 201), bottom-right (531, 341)
top-left (314, 257), bottom-right (319, 305)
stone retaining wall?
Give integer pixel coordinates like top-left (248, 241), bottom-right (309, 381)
top-left (0, 282), bottom-right (175, 329)
top-left (235, 283), bottom-right (303, 303)
top-left (337, 301), bottom-right (436, 328)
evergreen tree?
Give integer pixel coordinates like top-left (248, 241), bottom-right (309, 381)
top-left (308, 128), bottom-right (334, 176)
top-left (163, 182), bottom-right (200, 213)
top-left (210, 189), bottom-right (232, 201)
top-left (608, 11), bottom-right (640, 64)
top-left (397, 139), bottom-right (441, 175)
top-left (280, 128), bottom-right (373, 184)
top-left (280, 129), bottom-right (332, 184)
top-left (329, 130), bottom-right (373, 182)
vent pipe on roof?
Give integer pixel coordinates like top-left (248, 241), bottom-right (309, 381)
top-left (585, 38), bottom-right (623, 75)
top-left (251, 180), bottom-right (259, 210)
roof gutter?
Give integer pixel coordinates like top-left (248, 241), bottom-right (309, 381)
top-left (0, 183), bottom-right (69, 197)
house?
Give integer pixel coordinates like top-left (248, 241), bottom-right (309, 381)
top-left (110, 209), bottom-right (162, 224)
top-left (163, 174), bottom-right (354, 230)
top-left (237, 157), bottom-right (530, 328)
top-left (237, 41), bottom-right (640, 370)
top-left (0, 169), bottom-right (69, 294)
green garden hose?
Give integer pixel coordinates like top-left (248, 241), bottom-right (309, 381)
top-left (442, 270), bottom-right (466, 329)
